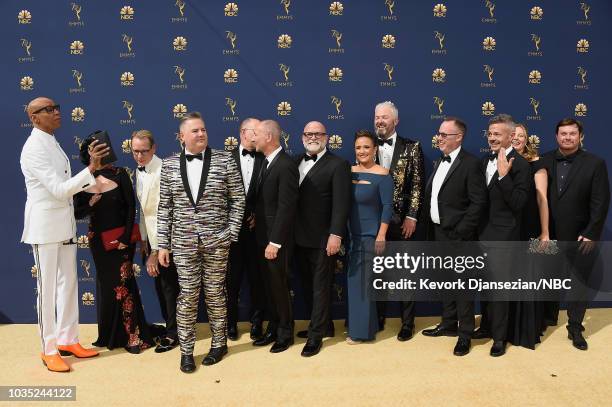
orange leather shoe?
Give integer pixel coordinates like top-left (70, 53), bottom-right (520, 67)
top-left (41, 353), bottom-right (70, 372)
top-left (57, 343), bottom-right (99, 358)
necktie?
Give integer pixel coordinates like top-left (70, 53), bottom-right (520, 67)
top-left (186, 153), bottom-right (203, 161)
top-left (137, 166), bottom-right (146, 172)
top-left (377, 138), bottom-right (393, 146)
top-left (304, 154), bottom-right (317, 162)
top-left (242, 149), bottom-right (255, 158)
top-left (441, 155), bottom-right (451, 163)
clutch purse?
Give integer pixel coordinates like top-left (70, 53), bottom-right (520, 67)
top-left (100, 224), bottom-right (141, 251)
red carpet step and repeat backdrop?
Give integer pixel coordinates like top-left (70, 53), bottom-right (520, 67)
top-left (2, 0), bottom-right (610, 323)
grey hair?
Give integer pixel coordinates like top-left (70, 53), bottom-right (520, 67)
top-left (260, 119), bottom-right (281, 140)
top-left (488, 113), bottom-right (515, 133)
top-left (375, 100), bottom-right (399, 120)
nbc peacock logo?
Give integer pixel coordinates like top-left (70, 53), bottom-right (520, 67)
top-left (381, 34), bottom-right (395, 49)
top-left (120, 5), bottom-right (134, 20)
top-left (82, 292), bottom-right (94, 306)
top-left (121, 139), bottom-right (132, 154)
top-left (576, 39), bottom-right (589, 53)
top-left (173, 36), bottom-right (188, 51)
top-left (69, 40), bottom-right (84, 55)
top-left (328, 67), bottom-right (343, 82)
top-left (224, 2), bottom-right (238, 16)
top-left (482, 101), bottom-right (495, 116)
top-left (277, 34), bottom-right (292, 49)
top-left (482, 36), bottom-right (496, 51)
top-left (530, 6), bottom-right (543, 20)
top-left (574, 103), bottom-right (587, 117)
top-left (224, 69), bottom-right (238, 84)
top-left (20, 76), bottom-right (34, 91)
top-left (329, 135), bottom-right (343, 150)
top-left (329, 2), bottom-right (344, 16)
top-left (277, 101), bottom-right (292, 116)
top-left (77, 235), bottom-right (89, 248)
top-left (528, 70), bottom-right (542, 84)
top-left (224, 137), bottom-right (238, 151)
top-left (18, 10), bottom-right (32, 24)
top-left (173, 103), bottom-right (188, 118)
top-left (71, 107), bottom-right (85, 122)
top-left (31, 265), bottom-right (38, 279)
top-left (433, 3), bottom-right (447, 17)
top-left (120, 71), bottom-right (135, 86)
top-left (432, 68), bottom-right (446, 83)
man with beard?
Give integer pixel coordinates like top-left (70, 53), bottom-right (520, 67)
top-left (294, 121), bottom-right (351, 356)
top-left (374, 101), bottom-right (425, 340)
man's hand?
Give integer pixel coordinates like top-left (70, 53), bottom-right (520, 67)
top-left (247, 213), bottom-right (256, 230)
top-left (265, 244), bottom-right (279, 260)
top-left (375, 237), bottom-right (386, 256)
top-left (158, 249), bottom-right (171, 267)
top-left (87, 140), bottom-right (110, 172)
top-left (496, 147), bottom-right (514, 178)
top-left (401, 218), bottom-right (417, 239)
top-left (578, 235), bottom-right (595, 255)
top-left (146, 251), bottom-right (160, 277)
top-left (326, 235), bottom-right (341, 256)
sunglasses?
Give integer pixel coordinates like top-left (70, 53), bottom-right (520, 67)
top-left (32, 104), bottom-right (61, 114)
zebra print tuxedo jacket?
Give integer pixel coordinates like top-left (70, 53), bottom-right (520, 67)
top-left (157, 147), bottom-right (245, 252)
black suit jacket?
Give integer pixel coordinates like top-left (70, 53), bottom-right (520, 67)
top-left (541, 149), bottom-right (610, 241)
top-left (231, 147), bottom-right (264, 222)
top-left (293, 151), bottom-right (351, 248)
top-left (255, 149), bottom-right (299, 246)
top-left (423, 148), bottom-right (488, 241)
top-left (479, 149), bottom-right (532, 241)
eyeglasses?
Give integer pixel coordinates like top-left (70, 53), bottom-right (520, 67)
top-left (436, 132), bottom-right (461, 139)
top-left (132, 149), bottom-right (151, 155)
top-left (32, 104), bottom-right (60, 114)
top-left (303, 132), bottom-right (327, 139)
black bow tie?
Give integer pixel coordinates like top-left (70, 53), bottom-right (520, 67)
top-left (137, 166), bottom-right (146, 172)
top-left (555, 151), bottom-right (576, 163)
top-left (488, 153), bottom-right (497, 162)
top-left (377, 138), bottom-right (393, 146)
top-left (185, 153), bottom-right (203, 162)
top-left (441, 155), bottom-right (451, 163)
top-left (304, 154), bottom-right (318, 162)
top-left (242, 149), bottom-right (255, 158)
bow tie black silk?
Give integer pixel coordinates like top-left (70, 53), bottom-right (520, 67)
top-left (185, 153), bottom-right (203, 162)
top-left (441, 155), bottom-right (451, 163)
top-left (377, 138), bottom-right (393, 146)
top-left (555, 151), bottom-right (576, 163)
top-left (137, 166), bottom-right (146, 172)
top-left (242, 149), bottom-right (255, 158)
top-left (488, 153), bottom-right (497, 162)
top-left (304, 154), bottom-right (318, 162)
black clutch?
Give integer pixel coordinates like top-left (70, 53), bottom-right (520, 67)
top-left (89, 130), bottom-right (118, 165)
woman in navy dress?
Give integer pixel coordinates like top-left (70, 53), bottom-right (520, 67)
top-left (346, 130), bottom-right (393, 343)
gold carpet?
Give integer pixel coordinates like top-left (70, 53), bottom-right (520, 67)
top-left (2, 309), bottom-right (612, 406)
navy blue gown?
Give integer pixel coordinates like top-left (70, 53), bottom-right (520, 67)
top-left (347, 171), bottom-right (393, 341)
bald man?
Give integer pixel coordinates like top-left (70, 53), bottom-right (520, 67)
top-left (251, 119), bottom-right (299, 353)
top-left (20, 97), bottom-right (108, 372)
top-left (293, 121), bottom-right (350, 357)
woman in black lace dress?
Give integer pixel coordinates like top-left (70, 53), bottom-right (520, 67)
top-left (74, 137), bottom-right (153, 354)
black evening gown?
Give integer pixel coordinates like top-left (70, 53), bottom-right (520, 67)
top-left (506, 159), bottom-right (548, 349)
top-left (75, 167), bottom-right (154, 352)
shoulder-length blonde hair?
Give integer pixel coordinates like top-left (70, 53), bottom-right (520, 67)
top-left (516, 123), bottom-right (538, 161)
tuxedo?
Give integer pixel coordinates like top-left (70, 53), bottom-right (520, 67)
top-left (157, 147), bottom-right (245, 355)
top-left (226, 147), bottom-right (266, 327)
top-left (255, 148), bottom-right (299, 342)
top-left (478, 148), bottom-right (532, 342)
top-left (423, 147), bottom-right (488, 339)
top-left (294, 150), bottom-right (351, 340)
top-left (21, 127), bottom-right (96, 355)
top-left (541, 149), bottom-right (610, 332)
top-left (376, 134), bottom-right (425, 329)
top-left (135, 155), bottom-right (179, 340)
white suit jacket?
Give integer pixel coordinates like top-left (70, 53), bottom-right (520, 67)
top-left (136, 155), bottom-right (162, 250)
top-left (20, 127), bottom-right (95, 244)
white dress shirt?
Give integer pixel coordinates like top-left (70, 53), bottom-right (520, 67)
top-left (298, 148), bottom-right (326, 185)
top-left (377, 132), bottom-right (397, 170)
top-left (185, 148), bottom-right (204, 201)
top-left (239, 145), bottom-right (255, 193)
top-left (486, 146), bottom-right (513, 185)
top-left (430, 146), bottom-right (461, 224)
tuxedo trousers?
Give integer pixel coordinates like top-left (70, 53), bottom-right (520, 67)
top-left (259, 245), bottom-right (293, 341)
top-left (32, 241), bottom-right (80, 355)
top-left (173, 240), bottom-right (229, 354)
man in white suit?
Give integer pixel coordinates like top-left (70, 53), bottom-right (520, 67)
top-left (131, 130), bottom-right (180, 353)
top-left (20, 96), bottom-right (108, 372)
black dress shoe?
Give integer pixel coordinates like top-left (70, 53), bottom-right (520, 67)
top-left (568, 331), bottom-right (588, 351)
top-left (270, 339), bottom-right (294, 353)
top-left (202, 345), bottom-right (228, 366)
top-left (377, 316), bottom-right (386, 332)
top-left (397, 326), bottom-right (414, 341)
top-left (422, 325), bottom-right (458, 337)
top-left (253, 332), bottom-right (276, 346)
top-left (490, 341), bottom-right (506, 357)
top-left (453, 338), bottom-right (471, 356)
top-left (301, 339), bottom-right (322, 357)
top-left (250, 322), bottom-right (263, 340)
top-left (228, 323), bottom-right (238, 341)
top-left (472, 328), bottom-right (491, 340)
top-left (155, 337), bottom-right (178, 353)
top-left (180, 354), bottom-right (196, 373)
